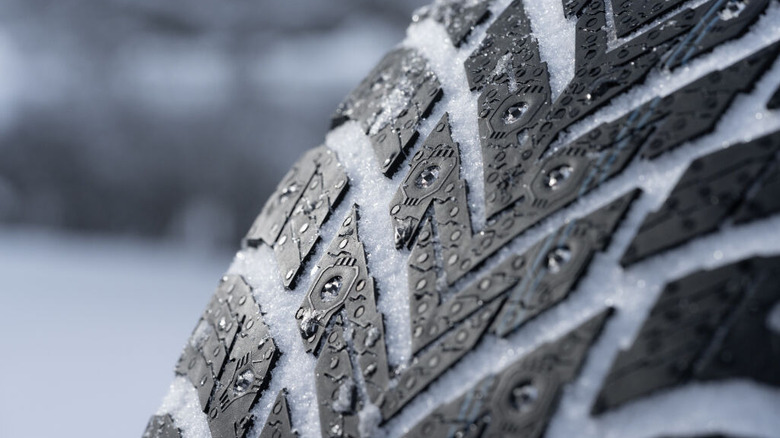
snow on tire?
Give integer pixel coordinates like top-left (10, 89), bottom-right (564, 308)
top-left (145, 0), bottom-right (780, 437)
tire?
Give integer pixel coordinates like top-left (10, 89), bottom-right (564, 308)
top-left (143, 0), bottom-right (780, 437)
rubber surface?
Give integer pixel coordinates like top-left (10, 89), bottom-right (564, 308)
top-left (146, 0), bottom-right (780, 437)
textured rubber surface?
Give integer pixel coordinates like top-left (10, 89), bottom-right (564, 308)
top-left (147, 0), bottom-right (780, 437)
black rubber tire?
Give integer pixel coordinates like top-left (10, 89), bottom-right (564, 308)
top-left (144, 1), bottom-right (780, 437)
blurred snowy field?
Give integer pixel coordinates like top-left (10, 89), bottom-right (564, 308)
top-left (0, 227), bottom-right (230, 437)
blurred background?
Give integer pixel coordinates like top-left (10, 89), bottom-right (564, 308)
top-left (0, 0), bottom-right (427, 436)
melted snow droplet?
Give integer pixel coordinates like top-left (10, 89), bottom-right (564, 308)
top-left (415, 165), bottom-right (440, 189)
top-left (546, 246), bottom-right (572, 273)
top-left (233, 369), bottom-right (254, 394)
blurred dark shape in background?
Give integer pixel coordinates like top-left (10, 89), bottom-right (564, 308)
top-left (0, 0), bottom-right (428, 248)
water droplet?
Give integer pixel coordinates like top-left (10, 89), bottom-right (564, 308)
top-left (546, 246), bottom-right (572, 273)
top-left (503, 103), bottom-right (528, 124)
top-left (320, 276), bottom-right (343, 302)
top-left (415, 165), bottom-right (440, 189)
top-left (545, 165), bottom-right (573, 189)
top-left (234, 369), bottom-right (255, 394)
top-left (510, 381), bottom-right (539, 413)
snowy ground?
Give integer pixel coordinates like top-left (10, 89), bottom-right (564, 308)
top-left (0, 227), bottom-right (229, 438)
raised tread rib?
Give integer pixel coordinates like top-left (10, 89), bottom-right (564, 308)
top-left (259, 390), bottom-right (297, 438)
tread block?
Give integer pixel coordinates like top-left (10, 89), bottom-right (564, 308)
top-left (175, 276), bottom-right (278, 438)
top-left (390, 113), bottom-right (463, 249)
top-left (259, 390), bottom-right (297, 438)
top-left (332, 48), bottom-right (442, 176)
top-left (246, 146), bottom-right (348, 289)
top-left (405, 309), bottom-right (612, 438)
top-left (612, 0), bottom-right (686, 38)
top-left (315, 320), bottom-right (361, 438)
top-left (768, 82), bottom-right (780, 109)
top-left (732, 157), bottom-right (780, 224)
top-left (296, 205), bottom-right (390, 403)
top-left (593, 256), bottom-right (780, 414)
top-left (622, 130), bottom-right (780, 266)
top-left (142, 414), bottom-right (182, 438)
top-left (491, 190), bottom-right (638, 337)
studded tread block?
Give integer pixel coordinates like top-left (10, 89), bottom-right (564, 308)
top-left (148, 0), bottom-right (780, 436)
